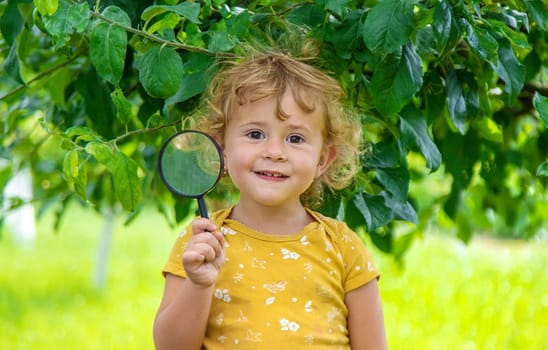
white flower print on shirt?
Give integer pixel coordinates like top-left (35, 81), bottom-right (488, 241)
top-left (215, 313), bottom-right (224, 326)
top-left (243, 240), bottom-right (252, 251)
top-left (214, 289), bottom-right (231, 303)
top-left (238, 310), bottom-right (248, 322)
top-left (299, 235), bottom-right (310, 246)
top-left (327, 307), bottom-right (341, 322)
top-left (281, 248), bottom-right (299, 260)
top-left (305, 334), bottom-right (315, 345)
top-left (280, 318), bottom-right (300, 332)
top-left (341, 232), bottom-right (352, 242)
top-left (220, 226), bottom-right (236, 235)
top-left (246, 329), bottom-right (262, 342)
top-left (304, 300), bottom-right (313, 313)
top-left (233, 272), bottom-right (244, 283)
top-left (263, 280), bottom-right (287, 293)
top-left (251, 257), bottom-right (267, 269)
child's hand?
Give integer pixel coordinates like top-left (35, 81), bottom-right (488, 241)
top-left (182, 218), bottom-right (225, 288)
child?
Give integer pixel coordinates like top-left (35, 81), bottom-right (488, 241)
top-left (153, 51), bottom-right (387, 350)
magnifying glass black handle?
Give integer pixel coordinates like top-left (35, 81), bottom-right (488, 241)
top-left (198, 197), bottom-right (209, 219)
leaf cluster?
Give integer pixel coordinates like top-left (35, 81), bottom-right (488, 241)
top-left (0, 0), bottom-right (546, 255)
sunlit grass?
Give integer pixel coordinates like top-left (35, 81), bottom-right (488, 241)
top-left (1, 204), bottom-right (177, 349)
top-left (1, 205), bottom-right (547, 349)
top-left (378, 235), bottom-right (548, 350)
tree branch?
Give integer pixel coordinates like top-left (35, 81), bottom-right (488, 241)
top-left (0, 50), bottom-right (85, 101)
top-left (89, 11), bottom-right (236, 58)
top-left (110, 119), bottom-right (182, 145)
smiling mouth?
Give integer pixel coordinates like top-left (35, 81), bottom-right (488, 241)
top-left (255, 171), bottom-right (288, 178)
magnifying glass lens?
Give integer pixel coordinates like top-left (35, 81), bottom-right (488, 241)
top-left (158, 130), bottom-right (224, 218)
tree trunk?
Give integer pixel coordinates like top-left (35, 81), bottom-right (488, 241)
top-left (94, 208), bottom-right (114, 289)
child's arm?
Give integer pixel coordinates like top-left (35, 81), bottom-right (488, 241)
top-left (153, 218), bottom-right (225, 350)
top-left (345, 279), bottom-right (388, 350)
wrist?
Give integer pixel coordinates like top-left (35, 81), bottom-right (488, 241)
top-left (184, 278), bottom-right (216, 292)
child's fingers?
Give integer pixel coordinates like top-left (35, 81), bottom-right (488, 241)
top-left (188, 232), bottom-right (224, 261)
top-left (191, 217), bottom-right (217, 235)
top-left (183, 250), bottom-right (206, 265)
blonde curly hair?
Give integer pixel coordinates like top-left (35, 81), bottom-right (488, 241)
top-left (197, 51), bottom-right (361, 208)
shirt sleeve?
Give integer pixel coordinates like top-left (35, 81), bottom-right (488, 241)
top-left (338, 223), bottom-right (380, 292)
top-left (162, 225), bottom-right (192, 278)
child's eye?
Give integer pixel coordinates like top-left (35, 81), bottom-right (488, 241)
top-left (287, 134), bottom-right (304, 144)
top-left (246, 130), bottom-right (264, 139)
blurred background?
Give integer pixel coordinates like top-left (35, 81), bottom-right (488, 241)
top-left (1, 1), bottom-right (547, 349)
top-left (1, 197), bottom-right (546, 349)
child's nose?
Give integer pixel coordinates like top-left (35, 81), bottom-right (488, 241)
top-left (262, 138), bottom-right (287, 161)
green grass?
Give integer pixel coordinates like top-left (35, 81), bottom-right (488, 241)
top-left (1, 206), bottom-right (547, 349)
top-left (377, 236), bottom-right (548, 350)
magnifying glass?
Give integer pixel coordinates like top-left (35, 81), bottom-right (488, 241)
top-left (158, 130), bottom-right (224, 219)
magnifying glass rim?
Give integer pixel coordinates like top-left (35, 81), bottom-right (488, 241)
top-left (158, 129), bottom-right (224, 198)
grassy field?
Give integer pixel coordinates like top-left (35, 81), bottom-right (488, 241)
top-left (1, 205), bottom-right (546, 349)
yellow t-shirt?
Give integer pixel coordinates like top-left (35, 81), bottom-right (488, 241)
top-left (163, 207), bottom-right (380, 350)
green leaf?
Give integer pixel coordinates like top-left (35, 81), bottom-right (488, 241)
top-left (35, 0), bottom-right (58, 16)
top-left (175, 198), bottom-right (193, 224)
top-left (63, 149), bottom-right (79, 179)
top-left (523, 0), bottom-right (547, 30)
top-left (139, 46), bottom-right (184, 98)
top-left (89, 6), bottom-right (130, 86)
top-left (490, 39), bottom-right (525, 100)
top-left (65, 126), bottom-right (100, 143)
top-left (363, 0), bottom-right (415, 54)
top-left (326, 0), bottom-right (351, 17)
top-left (141, 3), bottom-right (201, 24)
top-left (424, 72), bottom-right (446, 124)
top-left (166, 53), bottom-right (215, 105)
top-left (112, 152), bottom-right (141, 211)
top-left (446, 69), bottom-right (467, 134)
top-left (533, 92), bottom-right (548, 127)
top-left (393, 232), bottom-right (414, 260)
top-left (399, 105), bottom-right (442, 171)
top-left (42, 1), bottom-right (90, 48)
top-left (432, 0), bottom-right (462, 55)
top-left (332, 9), bottom-right (364, 58)
top-left (456, 216), bottom-right (473, 243)
top-left (416, 24), bottom-right (439, 59)
top-left (147, 12), bottom-right (180, 35)
top-left (146, 112), bottom-right (163, 129)
top-left (63, 149), bottom-right (87, 200)
top-left (537, 161), bottom-right (548, 177)
top-left (286, 2), bottom-right (325, 26)
top-left (352, 189), bottom-right (393, 231)
top-left (3, 43), bottom-right (24, 84)
top-left (376, 167), bottom-right (409, 201)
top-left (85, 141), bottom-right (114, 168)
top-left (208, 30), bottom-right (238, 53)
top-left (227, 10), bottom-right (251, 37)
top-left (0, 0), bottom-right (24, 45)
top-left (370, 43), bottom-right (423, 117)
top-left (440, 131), bottom-right (477, 218)
top-left (472, 117), bottom-right (503, 143)
top-left (364, 140), bottom-right (403, 169)
top-left (110, 88), bottom-right (132, 125)
top-left (74, 68), bottom-right (117, 139)
top-left (463, 20), bottom-right (498, 61)
top-left (381, 192), bottom-right (418, 223)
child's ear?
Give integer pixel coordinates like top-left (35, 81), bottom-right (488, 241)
top-left (315, 145), bottom-right (337, 178)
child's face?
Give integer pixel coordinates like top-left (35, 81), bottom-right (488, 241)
top-left (223, 90), bottom-right (335, 209)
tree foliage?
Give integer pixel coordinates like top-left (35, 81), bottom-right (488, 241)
top-left (1, 0), bottom-right (546, 256)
